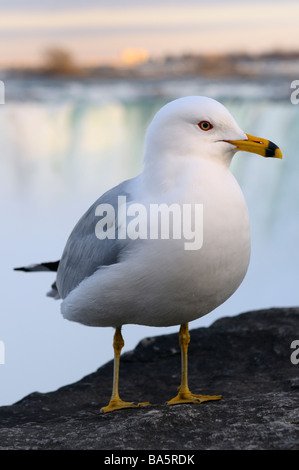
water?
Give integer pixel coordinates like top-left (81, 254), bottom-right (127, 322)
top-left (1, 75), bottom-right (298, 407)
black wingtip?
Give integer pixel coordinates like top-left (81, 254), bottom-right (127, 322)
top-left (13, 261), bottom-right (60, 273)
top-left (42, 261), bottom-right (60, 272)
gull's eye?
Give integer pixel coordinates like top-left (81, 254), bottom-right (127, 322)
top-left (198, 121), bottom-right (213, 131)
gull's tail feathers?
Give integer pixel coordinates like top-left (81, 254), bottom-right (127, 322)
top-left (14, 260), bottom-right (60, 273)
top-left (14, 260), bottom-right (61, 300)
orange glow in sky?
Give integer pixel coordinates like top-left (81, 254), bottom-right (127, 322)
top-left (0, 2), bottom-right (298, 68)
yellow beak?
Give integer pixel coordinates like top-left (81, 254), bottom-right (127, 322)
top-left (227, 133), bottom-right (282, 159)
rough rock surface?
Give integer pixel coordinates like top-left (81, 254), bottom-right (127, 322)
top-left (0, 308), bottom-right (299, 450)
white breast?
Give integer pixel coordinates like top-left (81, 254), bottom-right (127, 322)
top-left (61, 160), bottom-right (250, 328)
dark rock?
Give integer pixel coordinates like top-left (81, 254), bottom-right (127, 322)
top-left (0, 307), bottom-right (298, 450)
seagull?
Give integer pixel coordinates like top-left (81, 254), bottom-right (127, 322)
top-left (15, 96), bottom-right (282, 413)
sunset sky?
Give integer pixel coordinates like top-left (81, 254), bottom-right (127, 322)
top-left (0, 0), bottom-right (298, 68)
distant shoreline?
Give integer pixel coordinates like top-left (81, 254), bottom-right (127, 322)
top-left (2, 50), bottom-right (299, 81)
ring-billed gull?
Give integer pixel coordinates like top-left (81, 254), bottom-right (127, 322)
top-left (15, 96), bottom-right (282, 413)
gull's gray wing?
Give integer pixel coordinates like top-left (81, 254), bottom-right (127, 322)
top-left (56, 177), bottom-right (137, 299)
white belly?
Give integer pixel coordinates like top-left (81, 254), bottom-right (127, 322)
top-left (61, 164), bottom-right (250, 328)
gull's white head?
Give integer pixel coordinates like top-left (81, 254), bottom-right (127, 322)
top-left (144, 96), bottom-right (282, 169)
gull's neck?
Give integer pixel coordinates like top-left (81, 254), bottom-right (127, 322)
top-left (142, 153), bottom-right (232, 195)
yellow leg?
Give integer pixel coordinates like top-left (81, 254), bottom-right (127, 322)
top-left (167, 323), bottom-right (222, 406)
top-left (101, 327), bottom-right (151, 413)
